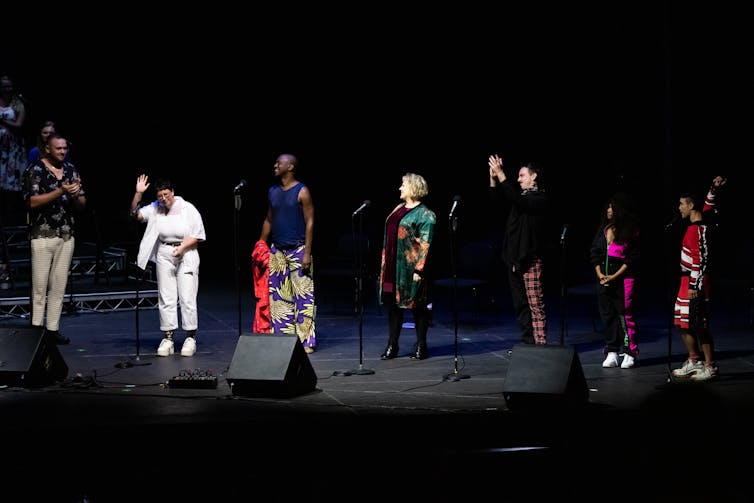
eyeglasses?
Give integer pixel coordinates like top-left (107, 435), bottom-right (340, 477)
top-left (156, 192), bottom-right (173, 200)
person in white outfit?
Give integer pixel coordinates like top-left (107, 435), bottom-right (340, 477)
top-left (130, 175), bottom-right (206, 356)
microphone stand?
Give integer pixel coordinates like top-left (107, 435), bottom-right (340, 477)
top-left (115, 262), bottom-right (151, 368)
top-left (559, 227), bottom-right (568, 346)
top-left (444, 210), bottom-right (469, 381)
top-left (234, 188), bottom-right (243, 336)
top-left (337, 207), bottom-right (374, 376)
top-left (664, 218), bottom-right (678, 382)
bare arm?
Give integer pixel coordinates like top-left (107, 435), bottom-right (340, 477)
top-left (0, 101), bottom-right (25, 130)
top-left (300, 186), bottom-right (314, 271)
top-left (29, 178), bottom-right (85, 210)
top-left (130, 174), bottom-right (150, 222)
top-left (173, 236), bottom-right (201, 258)
top-left (29, 187), bottom-right (66, 209)
top-left (259, 206), bottom-right (272, 243)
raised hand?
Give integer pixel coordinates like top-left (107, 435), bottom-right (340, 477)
top-left (488, 154), bottom-right (505, 182)
top-left (136, 174), bottom-right (150, 194)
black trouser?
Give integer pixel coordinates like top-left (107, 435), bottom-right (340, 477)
top-left (382, 293), bottom-right (430, 349)
top-left (508, 268), bottom-right (533, 344)
top-left (598, 281), bottom-right (626, 353)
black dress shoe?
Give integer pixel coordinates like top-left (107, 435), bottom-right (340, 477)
top-left (380, 344), bottom-right (398, 360)
top-left (47, 330), bottom-right (70, 345)
top-left (410, 346), bottom-right (428, 360)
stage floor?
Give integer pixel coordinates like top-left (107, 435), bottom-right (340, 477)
top-left (1, 277), bottom-right (753, 502)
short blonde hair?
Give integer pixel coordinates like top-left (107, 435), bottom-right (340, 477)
top-left (402, 172), bottom-right (429, 199)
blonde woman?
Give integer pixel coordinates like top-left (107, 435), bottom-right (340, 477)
top-left (378, 173), bottom-right (436, 360)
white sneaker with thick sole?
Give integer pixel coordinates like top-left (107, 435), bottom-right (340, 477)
top-left (690, 364), bottom-right (718, 382)
top-left (181, 337), bottom-right (196, 357)
top-left (157, 338), bottom-right (174, 357)
top-left (671, 359), bottom-right (704, 378)
top-left (621, 354), bottom-right (636, 368)
top-left (602, 352), bottom-right (619, 368)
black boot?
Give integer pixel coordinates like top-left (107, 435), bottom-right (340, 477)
top-left (380, 344), bottom-right (399, 360)
top-left (46, 329), bottom-right (70, 345)
top-left (382, 299), bottom-right (403, 360)
top-left (410, 306), bottom-right (429, 360)
top-left (410, 343), bottom-right (428, 360)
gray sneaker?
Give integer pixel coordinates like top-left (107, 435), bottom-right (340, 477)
top-left (671, 359), bottom-right (704, 378)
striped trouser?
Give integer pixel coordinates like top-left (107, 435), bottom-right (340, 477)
top-left (30, 236), bottom-right (75, 331)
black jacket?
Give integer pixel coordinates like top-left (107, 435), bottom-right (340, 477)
top-left (490, 182), bottom-right (549, 271)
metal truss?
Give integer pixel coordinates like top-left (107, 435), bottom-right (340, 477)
top-left (0, 289), bottom-right (158, 319)
top-left (70, 252), bottom-right (126, 276)
top-left (8, 246), bottom-right (128, 280)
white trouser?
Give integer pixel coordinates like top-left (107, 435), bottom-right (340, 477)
top-left (155, 243), bottom-right (200, 332)
top-left (30, 236), bottom-right (75, 331)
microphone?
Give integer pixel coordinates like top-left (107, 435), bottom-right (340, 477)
top-left (664, 215), bottom-right (679, 231)
top-left (449, 195), bottom-right (462, 217)
top-left (352, 200), bottom-right (371, 216)
top-left (234, 179), bottom-right (247, 192)
top-left (560, 223), bottom-right (569, 244)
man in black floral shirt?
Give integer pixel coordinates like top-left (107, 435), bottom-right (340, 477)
top-left (22, 134), bottom-right (85, 345)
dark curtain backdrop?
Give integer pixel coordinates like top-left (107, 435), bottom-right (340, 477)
top-left (2, 3), bottom-right (749, 286)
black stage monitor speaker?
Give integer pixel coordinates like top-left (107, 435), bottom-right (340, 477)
top-left (227, 333), bottom-right (317, 398)
top-left (502, 344), bottom-right (589, 410)
top-left (0, 326), bottom-right (69, 387)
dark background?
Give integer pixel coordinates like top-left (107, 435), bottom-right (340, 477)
top-left (2, 3), bottom-right (750, 292)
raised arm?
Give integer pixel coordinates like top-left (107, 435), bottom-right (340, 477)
top-left (488, 154), bottom-right (506, 186)
top-left (130, 174), bottom-right (150, 222)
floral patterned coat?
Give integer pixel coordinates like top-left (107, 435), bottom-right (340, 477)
top-left (378, 203), bottom-right (436, 309)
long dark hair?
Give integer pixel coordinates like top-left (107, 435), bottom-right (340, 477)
top-left (600, 192), bottom-right (639, 243)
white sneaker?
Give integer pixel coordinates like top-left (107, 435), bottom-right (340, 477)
top-left (180, 337), bottom-right (196, 357)
top-left (157, 338), bottom-right (174, 357)
top-left (602, 352), bottom-right (619, 368)
top-left (621, 354), bottom-right (636, 369)
top-left (690, 364), bottom-right (718, 382)
top-left (671, 359), bottom-right (704, 378)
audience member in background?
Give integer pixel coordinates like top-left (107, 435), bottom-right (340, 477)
top-left (28, 120), bottom-right (70, 165)
top-left (590, 192), bottom-right (641, 368)
top-left (671, 175), bottom-right (727, 381)
top-left (0, 74), bottom-right (27, 219)
top-left (131, 175), bottom-right (206, 357)
top-left (378, 172), bottom-right (436, 360)
top-left (257, 153), bottom-right (316, 353)
top-left (22, 134), bottom-right (85, 344)
top-left (488, 153), bottom-right (550, 345)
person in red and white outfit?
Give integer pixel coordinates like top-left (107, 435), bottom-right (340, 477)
top-left (671, 175), bottom-right (727, 381)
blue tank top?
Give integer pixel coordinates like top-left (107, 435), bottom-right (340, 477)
top-left (269, 182), bottom-right (306, 248)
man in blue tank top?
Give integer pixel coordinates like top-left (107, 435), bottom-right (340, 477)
top-left (258, 153), bottom-right (316, 352)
